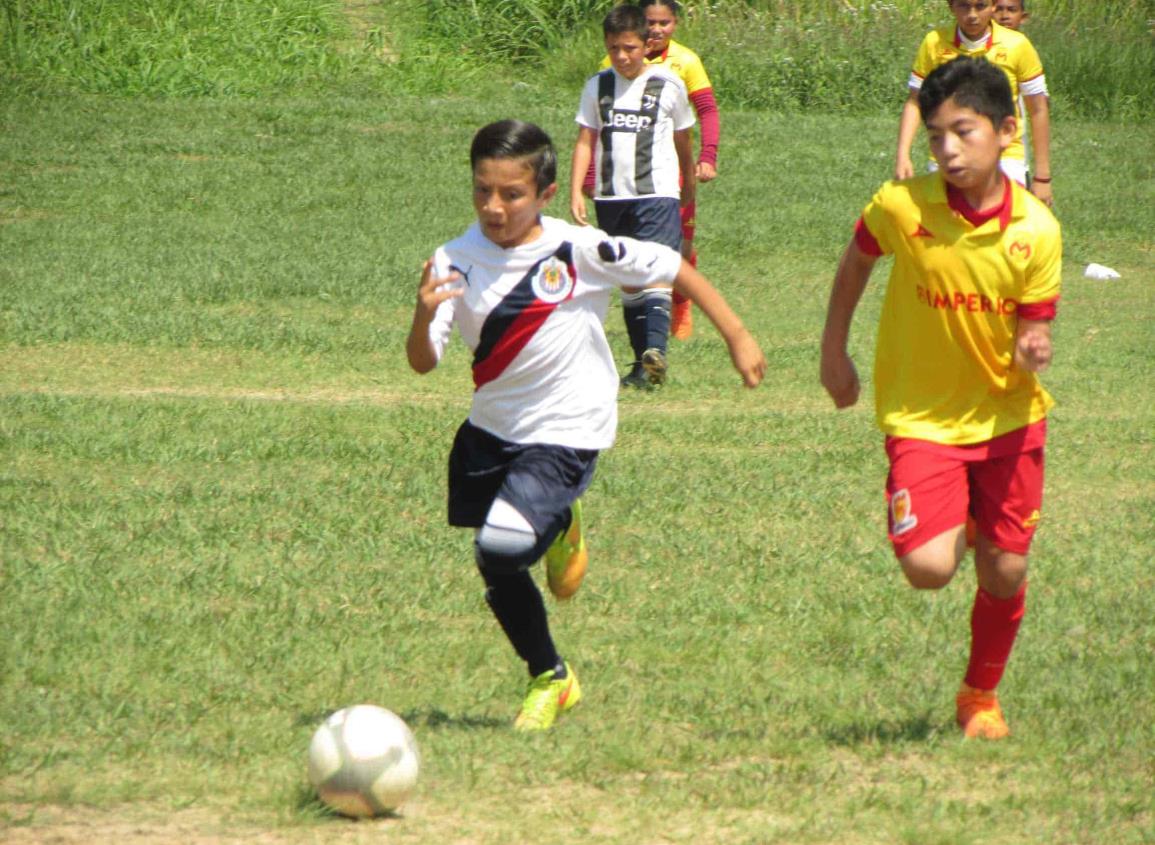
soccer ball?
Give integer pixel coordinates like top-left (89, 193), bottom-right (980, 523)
top-left (307, 704), bottom-right (420, 818)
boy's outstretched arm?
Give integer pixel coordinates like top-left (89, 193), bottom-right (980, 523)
top-left (406, 260), bottom-right (461, 374)
top-left (1023, 93), bottom-right (1053, 206)
top-left (894, 91), bottom-right (922, 181)
top-left (820, 239), bottom-right (877, 408)
top-left (570, 127), bottom-right (597, 225)
top-left (672, 260), bottom-right (765, 388)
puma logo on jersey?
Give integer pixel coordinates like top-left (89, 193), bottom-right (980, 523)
top-left (449, 263), bottom-right (474, 287)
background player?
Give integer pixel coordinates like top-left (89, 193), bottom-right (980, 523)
top-left (588, 0), bottom-right (721, 340)
top-left (822, 57), bottom-right (1061, 739)
top-left (571, 4), bottom-right (696, 390)
top-left (993, 0), bottom-right (1047, 189)
top-left (894, 0), bottom-right (1053, 206)
top-left (409, 119), bottom-right (764, 731)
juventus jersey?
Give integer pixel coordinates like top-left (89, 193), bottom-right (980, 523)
top-left (428, 216), bottom-right (683, 449)
top-left (576, 65), bottom-right (695, 201)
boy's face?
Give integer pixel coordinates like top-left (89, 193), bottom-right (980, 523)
top-left (993, 1), bottom-right (1027, 30)
top-left (926, 96), bottom-right (1015, 191)
top-left (644, 5), bottom-right (678, 54)
top-left (605, 31), bottom-right (648, 79)
top-left (949, 0), bottom-right (997, 40)
top-left (472, 157), bottom-right (555, 250)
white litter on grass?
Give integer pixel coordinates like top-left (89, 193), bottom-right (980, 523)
top-left (1084, 263), bottom-right (1121, 280)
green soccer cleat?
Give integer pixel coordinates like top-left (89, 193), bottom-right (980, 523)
top-left (513, 663), bottom-right (582, 732)
top-left (545, 499), bottom-right (588, 600)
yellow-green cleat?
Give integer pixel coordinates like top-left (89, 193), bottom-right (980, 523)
top-left (545, 499), bottom-right (588, 600)
top-left (513, 663), bottom-right (582, 732)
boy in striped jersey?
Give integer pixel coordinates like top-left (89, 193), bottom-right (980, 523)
top-left (571, 4), bottom-right (696, 390)
top-left (409, 119), bottom-right (764, 731)
top-left (586, 0), bottom-right (721, 340)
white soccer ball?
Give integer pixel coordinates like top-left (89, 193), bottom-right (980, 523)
top-left (307, 704), bottom-right (420, 818)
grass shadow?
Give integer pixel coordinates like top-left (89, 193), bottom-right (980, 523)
top-left (400, 707), bottom-right (508, 731)
top-left (822, 712), bottom-right (943, 746)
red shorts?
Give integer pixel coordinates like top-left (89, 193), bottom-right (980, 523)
top-left (885, 419), bottom-right (1047, 558)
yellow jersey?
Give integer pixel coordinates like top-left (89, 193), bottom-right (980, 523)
top-left (858, 173), bottom-right (1061, 445)
top-left (909, 22), bottom-right (1046, 162)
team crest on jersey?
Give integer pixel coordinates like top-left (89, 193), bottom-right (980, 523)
top-left (1009, 240), bottom-right (1032, 260)
top-left (642, 92), bottom-right (658, 110)
top-left (531, 257), bottom-right (574, 303)
top-left (890, 488), bottom-right (918, 536)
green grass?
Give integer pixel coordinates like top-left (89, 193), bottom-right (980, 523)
top-left (1, 83), bottom-right (1153, 843)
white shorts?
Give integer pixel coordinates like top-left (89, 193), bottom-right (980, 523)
top-left (927, 157), bottom-right (1028, 186)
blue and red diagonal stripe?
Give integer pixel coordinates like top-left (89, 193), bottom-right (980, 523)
top-left (472, 245), bottom-right (576, 390)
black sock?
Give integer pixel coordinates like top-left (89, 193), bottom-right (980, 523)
top-left (482, 569), bottom-right (560, 677)
top-left (621, 291), bottom-right (649, 363)
top-left (644, 289), bottom-right (672, 353)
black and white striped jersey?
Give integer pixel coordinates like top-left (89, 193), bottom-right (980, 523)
top-left (576, 65), bottom-right (695, 202)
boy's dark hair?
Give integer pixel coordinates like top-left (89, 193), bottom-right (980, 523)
top-left (640, 0), bottom-right (681, 13)
top-left (603, 4), bottom-right (648, 39)
top-left (469, 120), bottom-right (557, 195)
top-left (918, 56), bottom-right (1015, 127)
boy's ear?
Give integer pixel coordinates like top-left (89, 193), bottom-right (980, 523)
top-left (539, 183), bottom-right (558, 204)
top-left (997, 115), bottom-right (1017, 150)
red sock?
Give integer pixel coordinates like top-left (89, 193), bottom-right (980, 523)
top-left (964, 583), bottom-right (1027, 690)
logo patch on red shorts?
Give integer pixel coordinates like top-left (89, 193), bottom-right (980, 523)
top-left (891, 488), bottom-right (919, 536)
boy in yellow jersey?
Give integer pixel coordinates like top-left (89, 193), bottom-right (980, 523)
top-left (895, 0), bottom-right (1053, 207)
top-left (993, 0), bottom-right (1047, 189)
top-left (588, 0), bottom-right (720, 340)
top-left (822, 57), bottom-right (1061, 739)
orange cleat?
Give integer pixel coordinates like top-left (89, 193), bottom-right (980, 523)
top-left (956, 683), bottom-right (1010, 739)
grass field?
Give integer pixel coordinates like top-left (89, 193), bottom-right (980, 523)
top-left (2, 31), bottom-right (1155, 845)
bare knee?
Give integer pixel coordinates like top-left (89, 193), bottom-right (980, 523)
top-left (898, 525), bottom-right (968, 590)
top-left (974, 535), bottom-right (1029, 597)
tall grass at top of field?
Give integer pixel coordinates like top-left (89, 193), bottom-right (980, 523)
top-left (408, 0), bottom-right (1155, 117)
top-left (3, 0), bottom-right (1153, 116)
top-left (0, 0), bottom-right (386, 96)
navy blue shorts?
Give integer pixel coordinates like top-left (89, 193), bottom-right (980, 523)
top-left (595, 197), bottom-right (683, 252)
top-left (447, 421), bottom-right (599, 540)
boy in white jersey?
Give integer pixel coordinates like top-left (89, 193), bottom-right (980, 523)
top-left (571, 4), bottom-right (696, 390)
top-left (407, 120), bottom-right (764, 731)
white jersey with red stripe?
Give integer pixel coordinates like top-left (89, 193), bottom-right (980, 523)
top-left (427, 215), bottom-right (682, 449)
